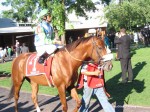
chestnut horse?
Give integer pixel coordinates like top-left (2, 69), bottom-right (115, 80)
top-left (8, 36), bottom-right (113, 112)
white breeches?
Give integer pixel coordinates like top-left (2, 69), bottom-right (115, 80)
top-left (36, 44), bottom-right (57, 56)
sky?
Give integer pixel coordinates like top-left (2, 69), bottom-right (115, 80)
top-left (0, 0), bottom-right (11, 13)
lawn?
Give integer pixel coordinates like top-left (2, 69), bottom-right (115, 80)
top-left (0, 47), bottom-right (150, 106)
top-left (104, 47), bottom-right (150, 107)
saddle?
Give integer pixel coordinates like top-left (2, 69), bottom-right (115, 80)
top-left (26, 53), bottom-right (54, 86)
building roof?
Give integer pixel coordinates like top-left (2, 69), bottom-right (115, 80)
top-left (0, 18), bottom-right (33, 34)
top-left (0, 27), bottom-right (34, 34)
top-left (0, 18), bottom-right (17, 28)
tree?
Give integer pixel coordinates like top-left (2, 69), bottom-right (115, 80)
top-left (104, 0), bottom-right (150, 32)
top-left (1, 0), bottom-right (110, 44)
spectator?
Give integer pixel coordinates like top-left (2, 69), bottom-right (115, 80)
top-left (141, 28), bottom-right (149, 46)
top-left (115, 32), bottom-right (121, 61)
top-left (3, 47), bottom-right (8, 58)
top-left (133, 31), bottom-right (139, 48)
top-left (108, 33), bottom-right (115, 48)
top-left (138, 31), bottom-right (144, 44)
top-left (104, 34), bottom-right (111, 48)
top-left (7, 46), bottom-right (12, 60)
top-left (114, 28), bottom-right (133, 83)
top-left (15, 40), bottom-right (21, 57)
top-left (0, 47), bottom-right (6, 63)
top-left (20, 43), bottom-right (29, 53)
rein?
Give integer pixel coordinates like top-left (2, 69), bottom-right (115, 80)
top-left (65, 48), bottom-right (94, 63)
top-left (65, 48), bottom-right (83, 62)
top-left (64, 37), bottom-right (103, 64)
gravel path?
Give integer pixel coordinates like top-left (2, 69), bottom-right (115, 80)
top-left (0, 87), bottom-right (150, 112)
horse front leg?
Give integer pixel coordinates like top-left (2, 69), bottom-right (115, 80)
top-left (67, 87), bottom-right (81, 112)
top-left (57, 85), bottom-right (68, 112)
top-left (30, 81), bottom-right (41, 112)
top-left (71, 88), bottom-right (81, 112)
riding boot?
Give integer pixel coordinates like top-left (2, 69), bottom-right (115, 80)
top-left (38, 53), bottom-right (49, 64)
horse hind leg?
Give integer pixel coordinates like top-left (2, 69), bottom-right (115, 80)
top-left (8, 76), bottom-right (25, 112)
top-left (7, 85), bottom-right (19, 112)
top-left (29, 80), bottom-right (40, 112)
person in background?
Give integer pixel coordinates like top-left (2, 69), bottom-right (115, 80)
top-left (7, 46), bottom-right (12, 60)
top-left (133, 31), bottom-right (139, 48)
top-left (20, 43), bottom-right (29, 53)
top-left (104, 34), bottom-right (111, 49)
top-left (114, 28), bottom-right (133, 83)
top-left (15, 40), bottom-right (21, 57)
top-left (77, 61), bottom-right (115, 112)
top-left (114, 32), bottom-right (121, 61)
top-left (3, 47), bottom-right (8, 58)
top-left (0, 47), bottom-right (6, 63)
top-left (34, 9), bottom-right (62, 64)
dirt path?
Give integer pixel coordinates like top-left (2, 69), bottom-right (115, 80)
top-left (0, 87), bottom-right (150, 112)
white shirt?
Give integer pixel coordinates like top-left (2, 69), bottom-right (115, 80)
top-left (0, 50), bottom-right (4, 58)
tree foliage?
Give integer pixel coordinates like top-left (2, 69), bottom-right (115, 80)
top-left (104, 0), bottom-right (150, 31)
top-left (1, 0), bottom-right (111, 44)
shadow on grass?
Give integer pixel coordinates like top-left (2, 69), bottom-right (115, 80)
top-left (106, 61), bottom-right (146, 112)
top-left (0, 71), bottom-right (11, 78)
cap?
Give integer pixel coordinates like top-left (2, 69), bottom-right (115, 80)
top-left (39, 9), bottom-right (50, 19)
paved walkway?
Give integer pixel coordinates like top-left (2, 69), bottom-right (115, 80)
top-left (0, 87), bottom-right (150, 112)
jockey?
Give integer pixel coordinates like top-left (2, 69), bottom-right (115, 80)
top-left (34, 9), bottom-right (62, 64)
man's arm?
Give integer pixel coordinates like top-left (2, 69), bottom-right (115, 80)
top-left (81, 70), bottom-right (100, 76)
top-left (114, 37), bottom-right (122, 44)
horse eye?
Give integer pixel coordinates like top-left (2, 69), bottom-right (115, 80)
top-left (98, 46), bottom-right (102, 49)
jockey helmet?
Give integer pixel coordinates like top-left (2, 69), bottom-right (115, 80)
top-left (39, 9), bottom-right (50, 19)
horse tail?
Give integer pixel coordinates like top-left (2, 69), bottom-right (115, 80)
top-left (7, 83), bottom-right (14, 101)
top-left (7, 59), bottom-right (15, 101)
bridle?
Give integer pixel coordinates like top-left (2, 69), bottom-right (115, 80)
top-left (91, 37), bottom-right (104, 64)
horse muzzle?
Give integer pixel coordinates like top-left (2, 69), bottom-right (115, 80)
top-left (103, 60), bottom-right (113, 71)
top-left (101, 53), bottom-right (114, 71)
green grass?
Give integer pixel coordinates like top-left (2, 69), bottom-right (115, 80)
top-left (0, 47), bottom-right (150, 106)
top-left (0, 78), bottom-right (58, 95)
top-left (104, 47), bottom-right (150, 106)
top-left (0, 61), bottom-right (11, 75)
top-left (0, 61), bottom-right (58, 95)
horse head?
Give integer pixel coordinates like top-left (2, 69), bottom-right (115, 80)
top-left (64, 36), bottom-right (113, 71)
top-left (86, 36), bottom-right (113, 71)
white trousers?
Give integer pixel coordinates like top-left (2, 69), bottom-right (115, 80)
top-left (36, 44), bottom-right (57, 56)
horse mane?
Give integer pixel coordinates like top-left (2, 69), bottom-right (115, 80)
top-left (65, 36), bottom-right (93, 52)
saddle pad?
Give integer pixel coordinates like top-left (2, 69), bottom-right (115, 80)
top-left (26, 54), bottom-right (53, 85)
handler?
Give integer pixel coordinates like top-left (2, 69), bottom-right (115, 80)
top-left (77, 61), bottom-right (115, 112)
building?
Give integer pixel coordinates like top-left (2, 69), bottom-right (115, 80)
top-left (65, 3), bottom-right (107, 44)
top-left (0, 18), bottom-right (35, 52)
top-left (0, 3), bottom-right (107, 50)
